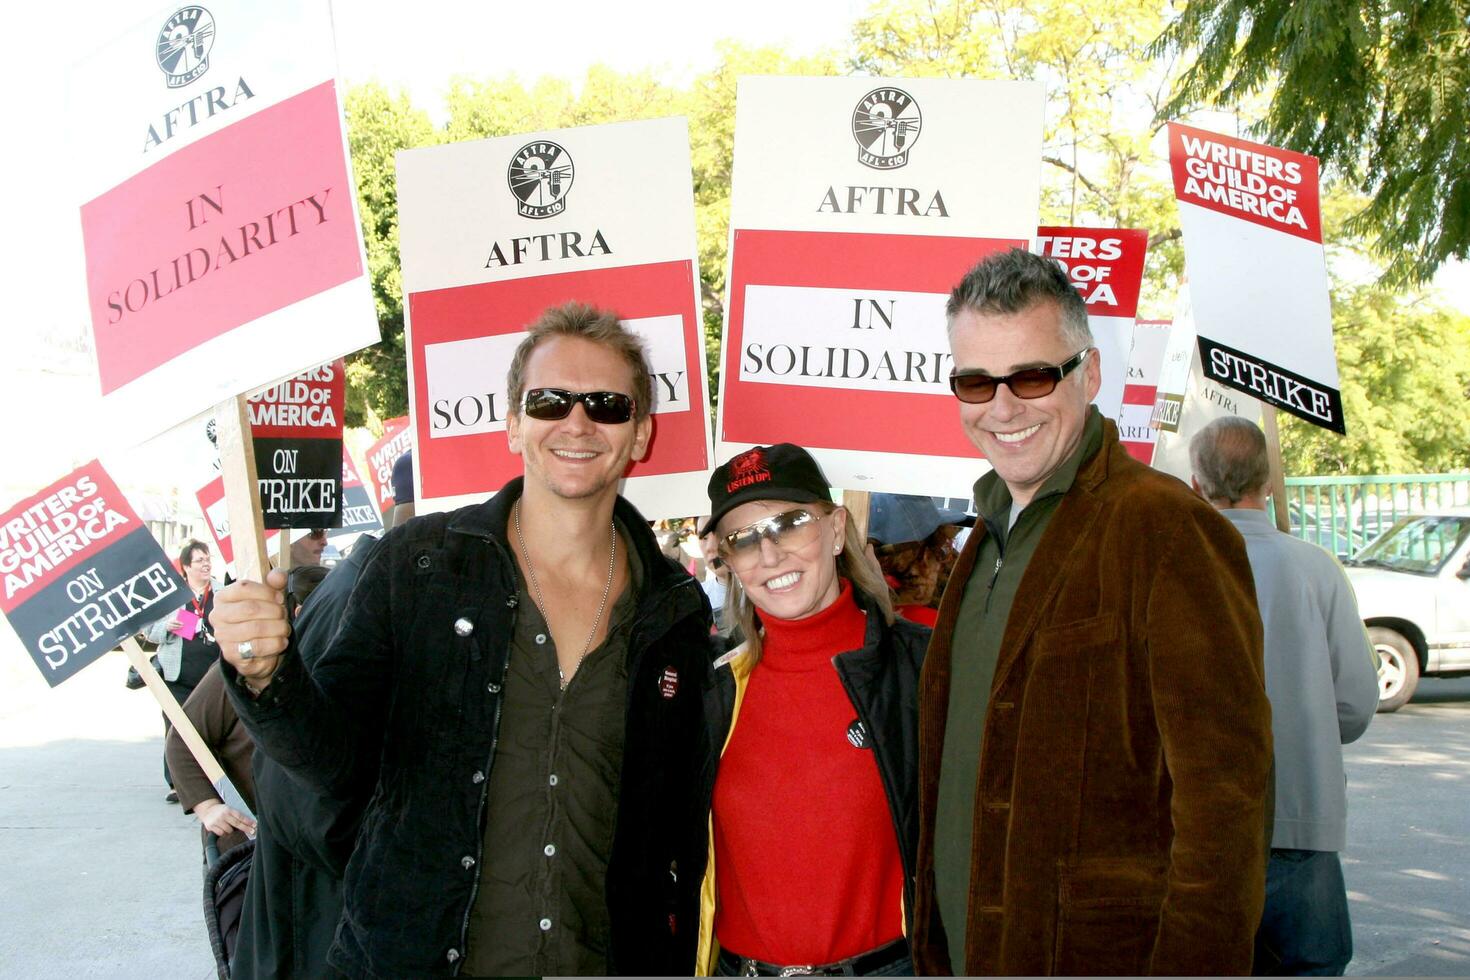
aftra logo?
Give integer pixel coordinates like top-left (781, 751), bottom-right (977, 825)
top-left (156, 7), bottom-right (216, 89)
top-left (852, 88), bottom-right (922, 170)
top-left (508, 141), bottom-right (575, 219)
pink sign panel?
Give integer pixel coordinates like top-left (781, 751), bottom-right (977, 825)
top-left (80, 81), bottom-right (363, 394)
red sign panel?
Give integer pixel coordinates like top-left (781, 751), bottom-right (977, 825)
top-left (1036, 227), bottom-right (1148, 318)
top-left (80, 81), bottom-right (364, 394)
top-left (1168, 122), bottom-right (1322, 244)
top-left (720, 230), bottom-right (1018, 457)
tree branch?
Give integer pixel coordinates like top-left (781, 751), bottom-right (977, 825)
top-left (1042, 155), bottom-right (1104, 199)
top-left (1148, 227), bottom-right (1182, 248)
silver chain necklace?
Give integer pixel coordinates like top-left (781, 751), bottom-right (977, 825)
top-left (514, 501), bottom-right (617, 689)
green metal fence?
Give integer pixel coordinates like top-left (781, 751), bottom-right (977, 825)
top-left (1282, 474), bottom-right (1470, 557)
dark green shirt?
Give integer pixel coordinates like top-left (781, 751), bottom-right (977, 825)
top-left (462, 523), bottom-right (643, 977)
top-left (934, 407), bottom-right (1104, 970)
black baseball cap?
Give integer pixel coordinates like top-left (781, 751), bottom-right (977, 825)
top-left (700, 444), bottom-right (832, 536)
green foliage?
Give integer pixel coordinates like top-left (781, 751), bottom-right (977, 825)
top-left (849, 0), bottom-right (1186, 309)
top-left (341, 83), bottom-right (436, 426)
top-left (334, 2), bottom-right (1466, 475)
top-left (1280, 286), bottom-right (1470, 474)
top-left (1155, 0), bottom-right (1470, 287)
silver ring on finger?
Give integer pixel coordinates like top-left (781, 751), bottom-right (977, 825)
top-left (238, 640), bottom-right (255, 660)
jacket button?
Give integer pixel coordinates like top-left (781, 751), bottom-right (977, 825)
top-left (446, 949), bottom-right (460, 963)
top-left (539, 917), bottom-right (553, 932)
top-left (461, 855), bottom-right (475, 869)
top-left (543, 843), bottom-right (557, 857)
top-left (454, 617), bottom-right (474, 637)
top-left (416, 554), bottom-right (431, 569)
top-left (487, 682), bottom-right (502, 694)
top-left (471, 771), bottom-right (485, 784)
top-left (535, 633), bottom-right (547, 645)
top-left (506, 594), bottom-right (519, 608)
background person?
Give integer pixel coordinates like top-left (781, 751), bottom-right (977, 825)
top-left (212, 303), bottom-right (714, 977)
top-left (288, 527), bottom-right (327, 567)
top-left (864, 494), bottom-right (969, 627)
top-left (695, 444), bottom-right (928, 977)
top-left (145, 539), bottom-right (222, 803)
top-left (1190, 416), bottom-right (1379, 976)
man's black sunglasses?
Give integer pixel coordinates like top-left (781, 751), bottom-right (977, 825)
top-left (948, 348), bottom-right (1093, 404)
top-left (522, 388), bottom-right (637, 424)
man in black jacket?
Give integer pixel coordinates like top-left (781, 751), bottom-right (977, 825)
top-left (213, 303), bottom-right (714, 977)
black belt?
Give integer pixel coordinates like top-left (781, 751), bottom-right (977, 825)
top-left (717, 938), bottom-right (908, 977)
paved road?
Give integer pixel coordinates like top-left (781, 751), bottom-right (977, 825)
top-left (1, 642), bottom-right (1467, 977)
top-left (1344, 676), bottom-right (1470, 976)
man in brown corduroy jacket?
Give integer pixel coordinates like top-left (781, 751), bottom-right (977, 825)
top-left (914, 248), bottom-right (1272, 976)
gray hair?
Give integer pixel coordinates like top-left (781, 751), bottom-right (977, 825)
top-left (1189, 417), bottom-right (1270, 504)
top-left (945, 247), bottom-right (1093, 349)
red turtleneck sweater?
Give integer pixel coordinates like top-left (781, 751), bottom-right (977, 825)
top-left (712, 581), bottom-right (905, 964)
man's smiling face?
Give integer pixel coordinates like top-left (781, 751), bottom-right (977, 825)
top-left (507, 335), bottom-right (651, 502)
top-left (949, 299), bottom-right (1100, 508)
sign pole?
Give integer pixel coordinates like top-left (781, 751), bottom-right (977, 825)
top-left (124, 637), bottom-right (223, 784)
top-left (278, 530), bottom-right (292, 573)
top-left (1261, 405), bottom-right (1291, 533)
top-left (843, 490), bottom-right (872, 543)
top-left (213, 396), bottom-right (270, 582)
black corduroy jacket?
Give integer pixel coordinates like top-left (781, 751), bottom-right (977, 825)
top-left (223, 479), bottom-right (715, 977)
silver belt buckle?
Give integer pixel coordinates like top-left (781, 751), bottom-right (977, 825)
top-left (740, 959), bottom-right (759, 977)
top-left (778, 967), bottom-right (815, 977)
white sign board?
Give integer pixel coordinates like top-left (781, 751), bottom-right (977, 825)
top-left (69, 0), bottom-right (380, 443)
top-left (716, 76), bottom-right (1044, 499)
top-left (397, 117), bottom-right (714, 519)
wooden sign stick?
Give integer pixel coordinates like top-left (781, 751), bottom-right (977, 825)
top-left (1261, 404), bottom-right (1291, 533)
top-left (843, 490), bottom-right (872, 545)
top-left (213, 395), bottom-right (270, 583)
top-left (277, 528), bottom-right (292, 573)
top-left (123, 636), bottom-right (224, 786)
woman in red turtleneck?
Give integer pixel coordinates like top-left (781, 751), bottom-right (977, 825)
top-left (694, 444), bottom-right (930, 977)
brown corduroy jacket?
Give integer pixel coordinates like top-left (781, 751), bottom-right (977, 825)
top-left (913, 420), bottom-right (1272, 976)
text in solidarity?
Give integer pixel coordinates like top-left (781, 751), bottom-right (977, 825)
top-left (104, 184), bottom-right (336, 325)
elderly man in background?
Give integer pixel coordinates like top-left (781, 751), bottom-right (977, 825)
top-left (1191, 416), bottom-right (1378, 976)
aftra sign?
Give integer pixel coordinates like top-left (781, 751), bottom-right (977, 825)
top-left (398, 117), bottom-right (714, 518)
top-left (1169, 123), bottom-right (1344, 433)
top-left (717, 76), bottom-right (1045, 498)
top-left (70, 0), bottom-right (379, 444)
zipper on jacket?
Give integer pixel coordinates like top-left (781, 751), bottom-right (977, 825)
top-left (982, 516), bottom-right (1008, 614)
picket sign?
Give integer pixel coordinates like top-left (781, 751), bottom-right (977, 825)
top-left (214, 397), bottom-right (270, 584)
